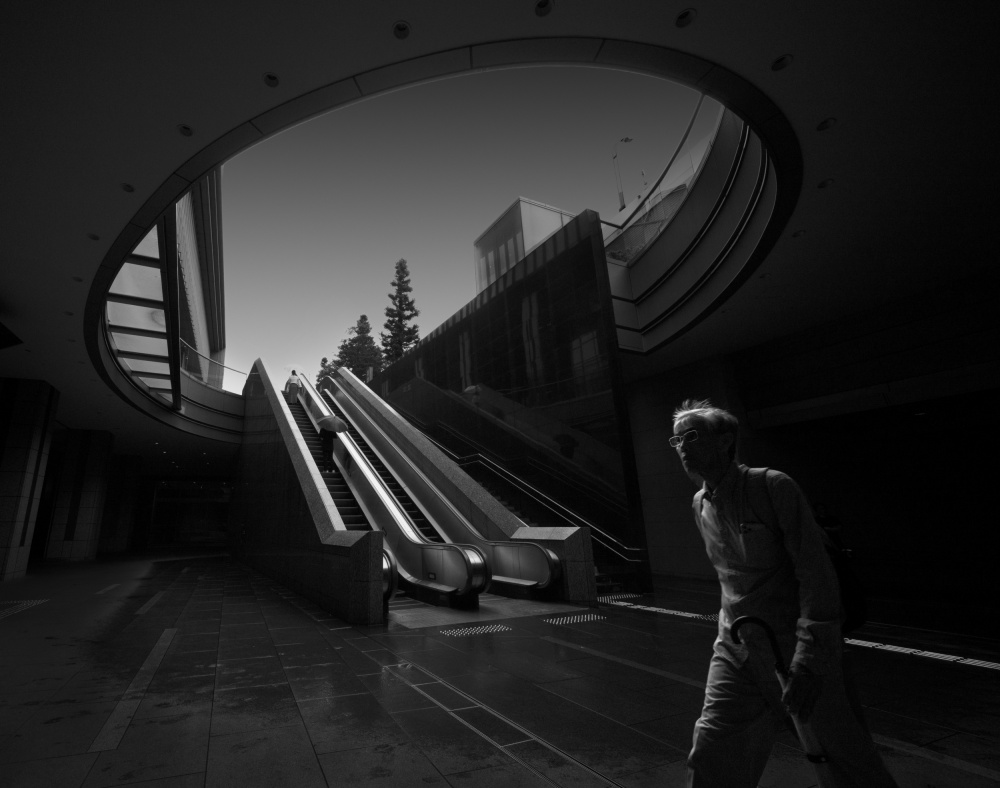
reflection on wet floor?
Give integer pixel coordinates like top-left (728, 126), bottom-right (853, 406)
top-left (1, 554), bottom-right (998, 787)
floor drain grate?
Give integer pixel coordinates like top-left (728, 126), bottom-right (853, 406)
top-left (543, 614), bottom-right (606, 625)
top-left (440, 624), bottom-right (513, 637)
top-left (0, 600), bottom-right (48, 620)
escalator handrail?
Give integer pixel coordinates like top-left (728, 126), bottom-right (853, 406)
top-left (429, 433), bottom-right (643, 555)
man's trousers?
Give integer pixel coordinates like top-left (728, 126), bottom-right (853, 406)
top-left (687, 650), bottom-right (898, 787)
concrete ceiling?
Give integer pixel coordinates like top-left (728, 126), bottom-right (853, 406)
top-left (2, 2), bottom-right (997, 476)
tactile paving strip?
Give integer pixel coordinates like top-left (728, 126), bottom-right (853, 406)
top-left (605, 599), bottom-right (719, 621)
top-left (0, 600), bottom-right (48, 620)
top-left (542, 614), bottom-right (607, 625)
top-left (597, 593), bottom-right (642, 603)
top-left (844, 638), bottom-right (1000, 671)
top-left (439, 624), bottom-right (513, 637)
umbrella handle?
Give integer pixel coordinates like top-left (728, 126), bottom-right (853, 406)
top-left (731, 616), bottom-right (788, 677)
top-left (731, 616), bottom-right (828, 765)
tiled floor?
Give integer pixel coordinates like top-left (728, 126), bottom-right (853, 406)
top-left (1, 554), bottom-right (998, 787)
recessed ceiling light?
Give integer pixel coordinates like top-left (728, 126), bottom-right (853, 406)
top-left (816, 117), bottom-right (837, 131)
top-left (771, 54), bottom-right (793, 71)
top-left (262, 72), bottom-right (280, 87)
top-left (392, 20), bottom-right (410, 39)
top-left (676, 8), bottom-right (697, 27)
top-left (177, 124), bottom-right (194, 137)
top-left (87, 233), bottom-right (100, 241)
top-left (535, 0), bottom-right (553, 16)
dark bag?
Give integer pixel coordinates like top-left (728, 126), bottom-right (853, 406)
top-left (745, 468), bottom-right (867, 634)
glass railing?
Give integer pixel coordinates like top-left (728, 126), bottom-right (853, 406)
top-left (180, 339), bottom-right (248, 394)
top-left (602, 95), bottom-right (725, 265)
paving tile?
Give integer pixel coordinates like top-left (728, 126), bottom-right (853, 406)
top-left (217, 638), bottom-right (276, 662)
top-left (864, 707), bottom-right (962, 747)
top-left (83, 712), bottom-right (209, 787)
top-left (266, 626), bottom-right (323, 646)
top-left (877, 740), bottom-right (1000, 788)
top-left (284, 663), bottom-right (367, 702)
top-left (443, 760), bottom-right (550, 787)
top-left (414, 681), bottom-right (476, 711)
top-left (447, 670), bottom-right (685, 778)
top-left (217, 622), bottom-right (269, 640)
top-left (540, 676), bottom-right (672, 725)
top-left (1, 751), bottom-right (99, 788)
top-left (211, 683), bottom-right (301, 736)
top-left (136, 691), bottom-right (214, 720)
top-left (275, 641), bottom-right (340, 668)
top-left (206, 723), bottom-right (326, 788)
top-left (317, 741), bottom-right (447, 787)
top-left (214, 656), bottom-right (286, 690)
top-left (360, 670), bottom-right (437, 713)
top-left (390, 705), bottom-right (509, 774)
top-left (452, 706), bottom-right (529, 746)
top-left (0, 699), bottom-right (117, 763)
top-left (146, 670), bottom-right (217, 695)
top-left (924, 730), bottom-right (1000, 773)
top-left (630, 713), bottom-right (698, 750)
top-left (298, 693), bottom-right (408, 754)
top-left (505, 739), bottom-right (618, 787)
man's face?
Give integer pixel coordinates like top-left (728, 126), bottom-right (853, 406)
top-left (673, 417), bottom-right (729, 483)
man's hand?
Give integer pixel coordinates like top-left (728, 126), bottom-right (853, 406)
top-left (781, 667), bottom-right (823, 722)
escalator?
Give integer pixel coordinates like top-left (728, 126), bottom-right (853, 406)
top-left (322, 398), bottom-right (443, 543)
top-left (288, 401), bottom-right (370, 530)
top-left (285, 372), bottom-right (489, 607)
top-left (322, 368), bottom-right (561, 594)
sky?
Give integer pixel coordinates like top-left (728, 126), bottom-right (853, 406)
top-left (220, 66), bottom-right (700, 391)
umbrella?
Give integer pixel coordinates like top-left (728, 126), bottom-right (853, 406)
top-left (317, 414), bottom-right (348, 433)
top-left (731, 616), bottom-right (832, 778)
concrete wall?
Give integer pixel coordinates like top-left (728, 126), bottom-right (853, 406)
top-left (43, 430), bottom-right (113, 562)
top-left (0, 379), bottom-right (59, 580)
top-left (232, 362), bottom-right (383, 624)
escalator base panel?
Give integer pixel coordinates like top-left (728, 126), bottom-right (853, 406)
top-left (439, 624), bottom-right (513, 637)
top-left (542, 614), bottom-right (606, 625)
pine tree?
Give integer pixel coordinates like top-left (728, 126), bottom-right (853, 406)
top-left (335, 315), bottom-right (384, 379)
top-left (316, 356), bottom-right (337, 384)
top-left (381, 258), bottom-right (420, 364)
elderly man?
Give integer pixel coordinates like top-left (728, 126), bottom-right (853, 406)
top-left (672, 399), bottom-right (896, 788)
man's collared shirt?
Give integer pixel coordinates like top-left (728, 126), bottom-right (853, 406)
top-left (693, 464), bottom-right (842, 674)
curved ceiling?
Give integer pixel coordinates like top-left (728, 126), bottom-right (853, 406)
top-left (2, 2), bottom-right (995, 473)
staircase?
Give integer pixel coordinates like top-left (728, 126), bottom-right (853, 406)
top-left (289, 401), bottom-right (371, 531)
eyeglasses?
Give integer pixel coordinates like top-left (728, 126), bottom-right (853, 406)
top-left (669, 429), bottom-right (699, 448)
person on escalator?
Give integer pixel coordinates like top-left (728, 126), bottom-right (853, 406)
top-left (283, 370), bottom-right (303, 405)
top-left (317, 414), bottom-right (348, 474)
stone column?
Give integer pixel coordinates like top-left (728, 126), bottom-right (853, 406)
top-left (44, 430), bottom-right (114, 562)
top-left (0, 379), bottom-right (59, 581)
